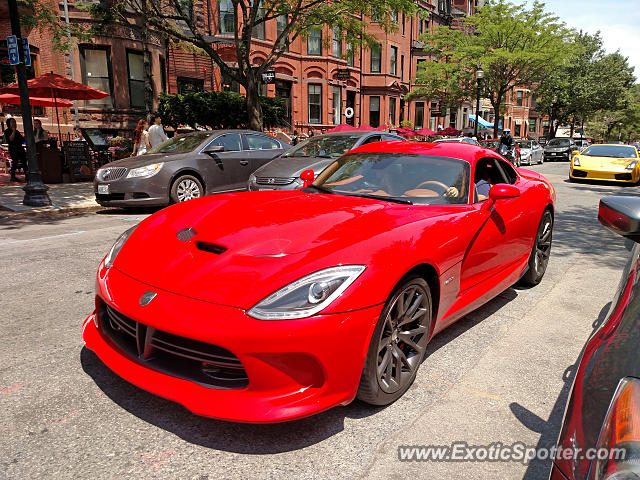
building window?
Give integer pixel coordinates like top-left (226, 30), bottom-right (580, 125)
top-left (277, 15), bottom-right (288, 51)
top-left (252, 1), bottom-right (265, 39)
top-left (308, 84), bottom-right (322, 124)
top-left (369, 96), bottom-right (380, 128)
top-left (221, 72), bottom-right (240, 93)
top-left (390, 46), bottom-right (397, 76)
top-left (346, 42), bottom-right (354, 66)
top-left (449, 110), bottom-right (457, 129)
top-left (370, 44), bottom-right (381, 73)
top-left (178, 76), bottom-right (204, 94)
top-left (415, 101), bottom-right (424, 129)
top-left (391, 10), bottom-right (398, 23)
top-left (402, 13), bottom-right (406, 35)
top-left (159, 56), bottom-right (166, 93)
top-left (517, 91), bottom-right (523, 106)
top-left (389, 97), bottom-right (396, 125)
top-left (332, 86), bottom-right (341, 125)
top-left (79, 47), bottom-right (112, 107)
top-left (307, 28), bottom-right (322, 56)
top-left (400, 55), bottom-right (404, 81)
top-left (332, 28), bottom-right (342, 58)
top-left (529, 118), bottom-right (537, 133)
top-left (218, 0), bottom-right (234, 34)
top-left (127, 51), bottom-right (145, 109)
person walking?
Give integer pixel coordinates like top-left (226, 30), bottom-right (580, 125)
top-left (147, 115), bottom-right (168, 149)
top-left (4, 118), bottom-right (27, 182)
top-left (291, 129), bottom-right (299, 146)
top-left (132, 119), bottom-right (151, 156)
top-left (33, 119), bottom-right (49, 143)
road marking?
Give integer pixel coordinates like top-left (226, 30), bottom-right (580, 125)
top-left (0, 230), bottom-right (85, 245)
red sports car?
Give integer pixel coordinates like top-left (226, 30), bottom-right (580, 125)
top-left (83, 141), bottom-right (556, 423)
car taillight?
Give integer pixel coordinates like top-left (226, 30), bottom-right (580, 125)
top-left (590, 378), bottom-right (640, 479)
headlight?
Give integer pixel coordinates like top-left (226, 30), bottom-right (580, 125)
top-left (249, 173), bottom-right (257, 184)
top-left (104, 226), bottom-right (136, 268)
top-left (248, 265), bottom-right (366, 320)
top-left (573, 157), bottom-right (581, 166)
top-left (126, 163), bottom-right (164, 179)
top-left (626, 161), bottom-right (638, 171)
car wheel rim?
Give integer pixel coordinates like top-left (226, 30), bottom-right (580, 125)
top-left (177, 179), bottom-right (201, 202)
top-left (534, 213), bottom-right (553, 275)
top-left (376, 284), bottom-right (430, 394)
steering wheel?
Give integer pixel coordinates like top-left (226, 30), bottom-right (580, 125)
top-left (413, 180), bottom-right (449, 194)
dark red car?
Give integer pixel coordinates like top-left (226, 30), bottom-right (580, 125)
top-left (83, 141), bottom-right (555, 423)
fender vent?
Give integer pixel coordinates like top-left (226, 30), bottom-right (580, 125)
top-left (196, 242), bottom-right (227, 254)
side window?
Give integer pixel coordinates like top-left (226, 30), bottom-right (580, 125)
top-left (496, 159), bottom-right (517, 184)
top-left (245, 133), bottom-right (281, 150)
top-left (474, 158), bottom-right (510, 203)
top-left (361, 135), bottom-right (382, 145)
top-left (382, 134), bottom-right (402, 142)
top-left (210, 133), bottom-right (242, 152)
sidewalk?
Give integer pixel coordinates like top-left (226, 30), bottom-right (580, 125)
top-left (0, 172), bottom-right (98, 215)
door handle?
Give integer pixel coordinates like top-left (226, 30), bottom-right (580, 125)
top-left (239, 160), bottom-right (249, 166)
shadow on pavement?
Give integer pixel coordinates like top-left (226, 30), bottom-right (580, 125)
top-left (508, 301), bottom-right (612, 480)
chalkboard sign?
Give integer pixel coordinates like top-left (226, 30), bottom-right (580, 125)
top-left (63, 141), bottom-right (94, 181)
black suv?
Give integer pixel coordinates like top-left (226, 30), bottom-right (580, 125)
top-left (544, 137), bottom-right (577, 162)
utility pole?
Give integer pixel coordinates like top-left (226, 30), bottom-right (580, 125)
top-left (8, 0), bottom-right (51, 206)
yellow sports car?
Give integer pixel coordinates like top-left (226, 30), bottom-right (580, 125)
top-left (570, 144), bottom-right (640, 183)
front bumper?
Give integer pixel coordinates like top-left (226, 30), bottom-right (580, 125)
top-left (570, 166), bottom-right (638, 183)
top-left (83, 265), bottom-right (382, 423)
top-left (545, 151), bottom-right (571, 161)
top-left (94, 178), bottom-right (169, 207)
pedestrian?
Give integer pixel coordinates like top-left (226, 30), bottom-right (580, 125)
top-left (309, 128), bottom-right (315, 138)
top-left (291, 129), bottom-right (299, 146)
top-left (4, 118), bottom-right (27, 182)
top-left (72, 127), bottom-right (86, 142)
top-left (321, 128), bottom-right (326, 135)
top-left (147, 115), bottom-right (168, 149)
top-left (132, 119), bottom-right (151, 156)
top-left (33, 119), bottom-right (49, 143)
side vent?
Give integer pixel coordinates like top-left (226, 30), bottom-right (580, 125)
top-left (196, 242), bottom-right (227, 255)
top-left (176, 227), bottom-right (197, 242)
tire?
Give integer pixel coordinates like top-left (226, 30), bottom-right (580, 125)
top-left (520, 210), bottom-right (553, 286)
top-left (357, 275), bottom-right (432, 406)
top-left (170, 175), bottom-right (203, 203)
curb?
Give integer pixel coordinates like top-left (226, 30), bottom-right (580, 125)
top-left (0, 204), bottom-right (106, 221)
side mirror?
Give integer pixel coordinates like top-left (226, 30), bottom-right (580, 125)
top-left (204, 145), bottom-right (224, 157)
top-left (489, 184), bottom-right (520, 201)
top-left (599, 196), bottom-right (640, 242)
top-left (300, 169), bottom-right (315, 188)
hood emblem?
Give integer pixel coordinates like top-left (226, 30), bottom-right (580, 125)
top-left (139, 291), bottom-right (157, 306)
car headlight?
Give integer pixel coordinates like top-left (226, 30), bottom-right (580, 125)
top-left (126, 163), bottom-right (164, 179)
top-left (248, 265), bottom-right (366, 320)
top-left (626, 161), bottom-right (638, 171)
top-left (573, 157), bottom-right (581, 166)
top-left (249, 173), bottom-right (257, 184)
top-left (104, 226), bottom-right (136, 268)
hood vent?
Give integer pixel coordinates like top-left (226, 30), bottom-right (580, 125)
top-left (176, 227), bottom-right (197, 242)
top-left (196, 242), bottom-right (227, 255)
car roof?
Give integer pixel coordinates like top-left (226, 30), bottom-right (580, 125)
top-left (347, 140), bottom-right (503, 166)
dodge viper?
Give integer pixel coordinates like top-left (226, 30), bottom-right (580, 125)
top-left (570, 144), bottom-right (640, 183)
top-left (82, 141), bottom-right (556, 423)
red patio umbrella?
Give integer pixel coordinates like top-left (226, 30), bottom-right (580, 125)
top-left (395, 127), bottom-right (418, 137)
top-left (0, 72), bottom-right (109, 140)
top-left (0, 93), bottom-right (73, 108)
top-left (416, 127), bottom-right (436, 136)
top-left (435, 127), bottom-right (462, 136)
top-left (327, 123), bottom-right (358, 133)
top-left (356, 125), bottom-right (378, 131)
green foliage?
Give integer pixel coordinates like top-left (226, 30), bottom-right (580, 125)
top-left (585, 84), bottom-right (640, 142)
top-left (400, 120), bottom-right (414, 128)
top-left (157, 91), bottom-right (286, 130)
top-left (19, 0), bottom-right (92, 51)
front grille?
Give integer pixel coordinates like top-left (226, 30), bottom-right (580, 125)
top-left (96, 193), bottom-right (126, 202)
top-left (256, 176), bottom-right (296, 186)
top-left (98, 167), bottom-right (127, 182)
top-left (98, 303), bottom-right (248, 389)
top-left (572, 169), bottom-right (588, 178)
top-left (615, 173), bottom-right (633, 181)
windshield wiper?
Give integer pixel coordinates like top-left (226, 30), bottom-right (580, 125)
top-left (302, 184), bottom-right (334, 194)
top-left (342, 193), bottom-right (413, 205)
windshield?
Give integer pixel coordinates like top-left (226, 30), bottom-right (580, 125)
top-left (581, 145), bottom-right (638, 158)
top-left (547, 138), bottom-right (571, 147)
top-left (147, 132), bottom-right (211, 154)
top-left (312, 152), bottom-right (470, 205)
top-left (481, 140), bottom-right (500, 148)
top-left (517, 141), bottom-right (532, 149)
top-left (283, 134), bottom-right (362, 158)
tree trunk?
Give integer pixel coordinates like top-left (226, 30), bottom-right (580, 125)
top-left (246, 70), bottom-right (263, 131)
top-left (569, 117), bottom-right (575, 138)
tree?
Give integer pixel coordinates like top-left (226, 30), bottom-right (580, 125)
top-left (415, 0), bottom-right (571, 137)
top-left (91, 0), bottom-right (418, 131)
top-left (585, 84), bottom-right (640, 142)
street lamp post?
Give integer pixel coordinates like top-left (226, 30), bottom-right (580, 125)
top-left (474, 67), bottom-right (484, 139)
top-left (7, 0), bottom-right (51, 207)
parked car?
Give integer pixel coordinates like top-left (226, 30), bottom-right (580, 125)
top-left (550, 196), bottom-right (640, 480)
top-left (480, 138), bottom-right (522, 166)
top-left (83, 141), bottom-right (555, 423)
top-left (94, 130), bottom-right (290, 207)
top-left (248, 130), bottom-right (404, 191)
top-left (516, 139), bottom-right (544, 165)
top-left (544, 137), bottom-right (577, 162)
top-left (432, 137), bottom-right (481, 146)
top-left (570, 144), bottom-right (640, 184)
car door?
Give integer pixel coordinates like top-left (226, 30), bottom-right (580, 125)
top-left (203, 133), bottom-right (247, 192)
top-left (243, 133), bottom-right (286, 173)
top-left (459, 157), bottom-right (533, 292)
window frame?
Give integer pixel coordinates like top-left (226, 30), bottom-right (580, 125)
top-left (218, 0), bottom-right (235, 34)
top-left (79, 45), bottom-right (113, 108)
top-left (209, 133), bottom-right (243, 152)
top-left (308, 84), bottom-right (322, 124)
top-left (369, 96), bottom-right (381, 128)
top-left (370, 44), bottom-right (381, 73)
top-left (126, 49), bottom-right (145, 109)
top-left (390, 46), bottom-right (397, 76)
top-left (244, 133), bottom-right (282, 150)
top-left (307, 28), bottom-right (323, 56)
top-left (332, 27), bottom-right (342, 58)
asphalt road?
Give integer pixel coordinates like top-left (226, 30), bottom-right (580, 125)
top-left (1, 161), bottom-right (636, 480)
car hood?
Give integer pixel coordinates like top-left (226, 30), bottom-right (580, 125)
top-left (113, 191), bottom-right (454, 309)
top-left (577, 155), bottom-right (636, 171)
top-left (253, 155), bottom-right (336, 178)
top-left (100, 152), bottom-right (191, 170)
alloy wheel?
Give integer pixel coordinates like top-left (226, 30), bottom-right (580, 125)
top-left (533, 212), bottom-right (553, 276)
top-left (376, 283), bottom-right (430, 394)
top-left (176, 179), bottom-right (202, 202)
